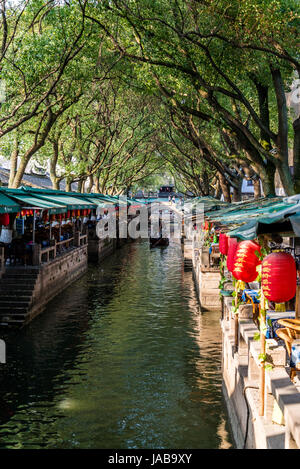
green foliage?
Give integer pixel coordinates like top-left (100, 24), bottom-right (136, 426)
top-left (0, 0), bottom-right (299, 195)
top-left (254, 332), bottom-right (261, 341)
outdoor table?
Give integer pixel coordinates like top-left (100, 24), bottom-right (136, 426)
top-left (266, 311), bottom-right (295, 339)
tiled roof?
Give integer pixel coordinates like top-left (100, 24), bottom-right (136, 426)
top-left (0, 167), bottom-right (77, 190)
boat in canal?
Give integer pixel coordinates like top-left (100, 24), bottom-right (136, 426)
top-left (149, 236), bottom-right (169, 248)
top-left (149, 213), bottom-right (169, 248)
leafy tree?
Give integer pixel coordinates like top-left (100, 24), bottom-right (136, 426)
top-left (85, 0), bottom-right (299, 195)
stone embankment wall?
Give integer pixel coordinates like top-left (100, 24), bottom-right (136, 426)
top-left (28, 244), bottom-right (88, 323)
top-left (191, 237), bottom-right (300, 449)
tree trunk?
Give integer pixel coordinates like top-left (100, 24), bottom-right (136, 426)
top-left (51, 179), bottom-right (60, 190)
top-left (293, 117), bottom-right (300, 192)
top-left (201, 170), bottom-right (210, 196)
top-left (11, 110), bottom-right (58, 188)
top-left (260, 164), bottom-right (276, 197)
top-left (65, 179), bottom-right (71, 192)
top-left (86, 175), bottom-right (93, 193)
top-left (50, 141), bottom-right (60, 190)
top-left (77, 180), bottom-right (83, 193)
top-left (94, 175), bottom-right (100, 193)
top-left (214, 179), bottom-right (222, 199)
top-left (8, 132), bottom-right (19, 188)
top-left (253, 179), bottom-right (262, 199)
top-left (254, 80), bottom-right (271, 146)
top-left (11, 157), bottom-right (28, 188)
top-left (271, 68), bottom-right (294, 195)
top-left (218, 172), bottom-right (231, 203)
top-left (276, 161), bottom-right (294, 196)
top-left (232, 184), bottom-right (242, 202)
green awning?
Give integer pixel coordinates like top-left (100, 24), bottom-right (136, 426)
top-left (0, 192), bottom-right (21, 214)
top-left (8, 194), bottom-right (67, 214)
top-left (103, 195), bottom-right (126, 205)
top-left (127, 198), bottom-right (146, 206)
top-left (84, 196), bottom-right (115, 207)
top-left (32, 193), bottom-right (97, 210)
top-left (227, 202), bottom-right (300, 240)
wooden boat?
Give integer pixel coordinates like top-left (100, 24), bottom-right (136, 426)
top-left (150, 237), bottom-right (169, 248)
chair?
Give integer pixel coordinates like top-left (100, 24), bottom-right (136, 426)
top-left (9, 238), bottom-right (30, 266)
top-left (243, 291), bottom-right (260, 328)
top-left (276, 319), bottom-right (300, 381)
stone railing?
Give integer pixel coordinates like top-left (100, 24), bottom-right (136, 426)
top-left (56, 237), bottom-right (74, 254)
top-left (75, 232), bottom-right (87, 247)
top-left (222, 298), bottom-right (300, 449)
top-left (0, 246), bottom-right (5, 275)
top-left (33, 232), bottom-right (88, 266)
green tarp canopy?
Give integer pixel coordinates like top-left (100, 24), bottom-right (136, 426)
top-left (11, 187), bottom-right (98, 210)
top-left (0, 187), bottom-right (146, 214)
top-left (104, 195), bottom-right (130, 205)
top-left (0, 191), bottom-right (21, 214)
top-left (84, 197), bottom-right (115, 208)
top-left (205, 197), bottom-right (284, 224)
top-left (128, 198), bottom-right (147, 205)
top-left (81, 194), bottom-right (116, 205)
top-left (183, 196), bottom-right (230, 221)
top-left (190, 196), bottom-right (229, 211)
top-left (30, 193), bottom-right (97, 210)
top-left (6, 193), bottom-right (67, 214)
top-left (196, 194), bottom-right (300, 240)
top-left (76, 193), bottom-right (125, 206)
top-left (227, 202), bottom-right (300, 240)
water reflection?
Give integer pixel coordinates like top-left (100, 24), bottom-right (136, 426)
top-left (0, 240), bottom-right (232, 449)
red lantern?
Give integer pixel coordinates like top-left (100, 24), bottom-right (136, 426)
top-left (219, 233), bottom-right (229, 255)
top-left (67, 211), bottom-right (70, 218)
top-left (232, 240), bottom-right (262, 282)
top-left (261, 252), bottom-right (297, 303)
top-left (226, 238), bottom-right (238, 273)
top-left (72, 210), bottom-right (75, 217)
top-left (83, 209), bottom-right (87, 217)
top-left (0, 213), bottom-right (9, 226)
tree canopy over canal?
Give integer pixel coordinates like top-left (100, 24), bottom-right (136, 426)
top-left (0, 0), bottom-right (299, 198)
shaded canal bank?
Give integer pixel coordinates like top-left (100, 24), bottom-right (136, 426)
top-left (0, 239), bottom-right (233, 449)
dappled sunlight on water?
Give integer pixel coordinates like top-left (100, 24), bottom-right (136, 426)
top-left (0, 240), bottom-right (232, 449)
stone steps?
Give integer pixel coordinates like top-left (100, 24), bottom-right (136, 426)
top-left (0, 269), bottom-right (38, 327)
top-left (0, 294), bottom-right (32, 300)
top-left (0, 285), bottom-right (35, 293)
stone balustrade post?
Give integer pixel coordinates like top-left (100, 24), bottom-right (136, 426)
top-left (0, 247), bottom-right (4, 274)
top-left (74, 231), bottom-right (80, 247)
top-left (32, 243), bottom-right (41, 266)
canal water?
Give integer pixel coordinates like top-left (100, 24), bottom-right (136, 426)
top-left (0, 240), bottom-right (233, 449)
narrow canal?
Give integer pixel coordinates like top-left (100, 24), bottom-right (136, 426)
top-left (0, 240), bottom-right (233, 449)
